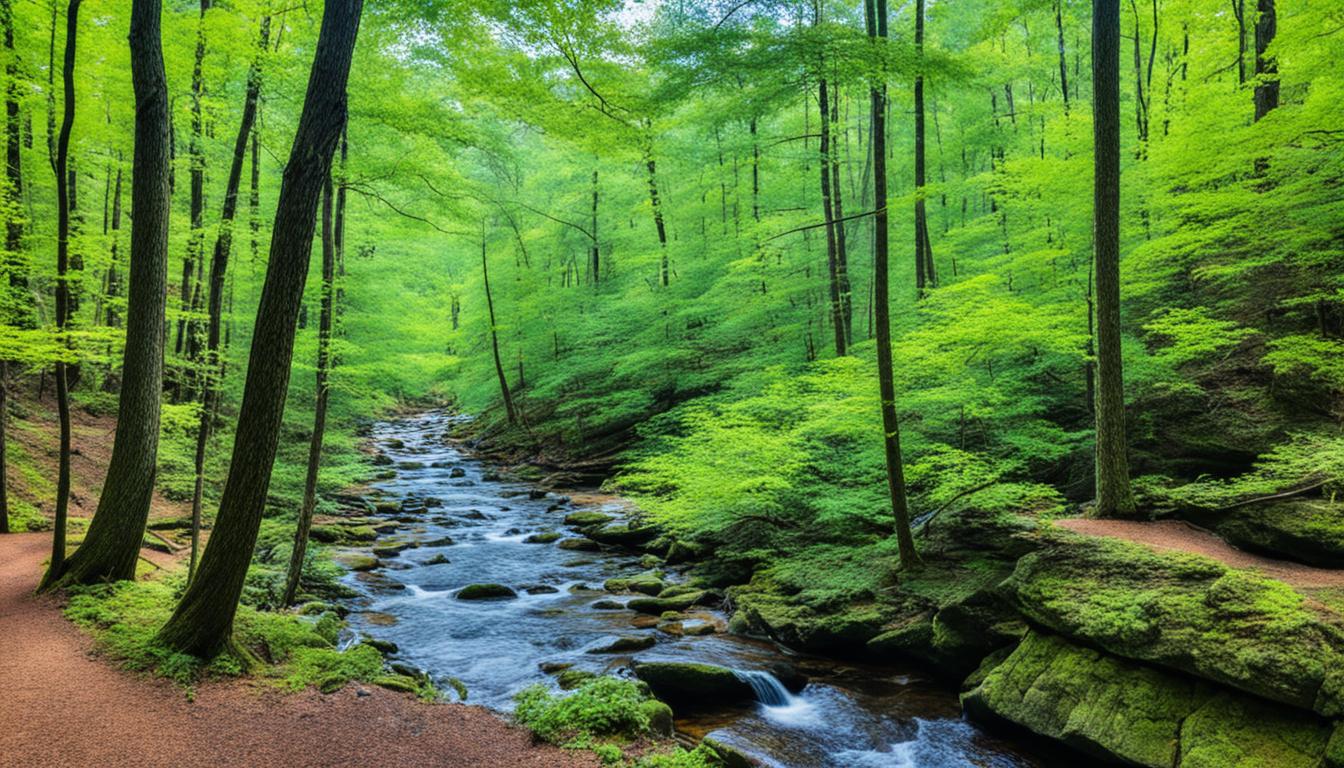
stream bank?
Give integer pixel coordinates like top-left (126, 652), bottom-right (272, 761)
top-left (324, 410), bottom-right (1344, 767)
top-left (325, 411), bottom-right (1044, 767)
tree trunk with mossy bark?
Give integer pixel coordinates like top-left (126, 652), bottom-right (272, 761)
top-left (156, 0), bottom-right (363, 658)
top-left (1091, 0), bottom-right (1136, 518)
top-left (43, 0), bottom-right (171, 588)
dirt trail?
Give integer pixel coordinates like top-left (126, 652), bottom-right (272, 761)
top-left (0, 532), bottom-right (595, 768)
top-left (1056, 518), bottom-right (1344, 589)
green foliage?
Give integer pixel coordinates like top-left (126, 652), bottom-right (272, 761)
top-left (64, 577), bottom-right (383, 694)
top-left (513, 677), bottom-right (654, 746)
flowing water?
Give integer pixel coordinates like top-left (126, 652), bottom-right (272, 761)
top-left (341, 411), bottom-right (1047, 768)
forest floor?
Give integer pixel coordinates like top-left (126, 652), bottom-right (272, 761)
top-left (1056, 517), bottom-right (1344, 589)
top-left (0, 532), bottom-right (597, 768)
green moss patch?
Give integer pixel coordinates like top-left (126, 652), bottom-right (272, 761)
top-left (1009, 535), bottom-right (1344, 715)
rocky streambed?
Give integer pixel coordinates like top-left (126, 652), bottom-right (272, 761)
top-left (321, 410), bottom-right (1344, 768)
top-left (326, 411), bottom-right (1044, 767)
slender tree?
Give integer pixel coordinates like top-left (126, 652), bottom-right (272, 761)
top-left (483, 221), bottom-right (516, 425)
top-left (176, 0), bottom-right (211, 359)
top-left (45, 0), bottom-right (79, 579)
top-left (283, 172), bottom-right (336, 606)
top-left (866, 0), bottom-right (919, 568)
top-left (43, 0), bottom-right (171, 588)
top-left (188, 15), bottom-right (270, 582)
top-left (1091, 0), bottom-right (1137, 518)
top-left (818, 71), bottom-right (845, 356)
top-left (1055, 0), bottom-right (1070, 112)
top-left (914, 0), bottom-right (936, 298)
top-left (157, 0), bottom-right (363, 659)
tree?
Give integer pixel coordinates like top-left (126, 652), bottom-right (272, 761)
top-left (1091, 0), bottom-right (1136, 518)
top-left (188, 14), bottom-right (271, 582)
top-left (483, 221), bottom-right (517, 425)
top-left (283, 172), bottom-right (337, 606)
top-left (866, 0), bottom-right (919, 569)
top-left (43, 0), bottom-right (171, 588)
top-left (43, 0), bottom-right (80, 580)
top-left (913, 0), bottom-right (935, 299)
top-left (0, 0), bottom-right (21, 536)
top-left (175, 0), bottom-right (211, 362)
top-left (157, 0), bottom-right (364, 659)
top-left (1252, 0), bottom-right (1277, 122)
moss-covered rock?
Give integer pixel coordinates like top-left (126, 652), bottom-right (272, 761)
top-left (1008, 536), bottom-right (1344, 716)
top-left (733, 591), bottom-right (894, 654)
top-left (564, 511), bottom-right (614, 528)
top-left (1206, 501), bottom-right (1344, 568)
top-left (585, 524), bottom-right (660, 547)
top-left (631, 661), bottom-right (753, 709)
top-left (640, 699), bottom-right (675, 738)
top-left (963, 631), bottom-right (1337, 768)
top-left (333, 552), bottom-right (380, 572)
top-left (523, 531), bottom-right (562, 544)
top-left (627, 591), bottom-right (709, 615)
top-left (456, 583), bottom-right (517, 600)
top-left (373, 674), bottom-right (422, 694)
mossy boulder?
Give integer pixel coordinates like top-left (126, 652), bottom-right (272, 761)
top-left (733, 591), bottom-right (894, 654)
top-left (564, 511), bottom-right (614, 528)
top-left (557, 669), bottom-right (598, 690)
top-left (456, 583), bottom-right (517, 600)
top-left (631, 661), bottom-right (753, 708)
top-left (557, 538), bottom-right (601, 552)
top-left (334, 552), bottom-right (380, 572)
top-left (640, 699), bottom-right (675, 738)
top-left (627, 591), bottom-right (709, 615)
top-left (868, 588), bottom-right (1025, 677)
top-left (606, 574), bottom-right (664, 596)
top-left (310, 523), bottom-right (377, 544)
top-left (585, 524), bottom-right (660, 547)
top-left (373, 675), bottom-right (422, 694)
top-left (1207, 501), bottom-right (1344, 568)
top-left (523, 531), bottom-right (562, 544)
top-left (1008, 536), bottom-right (1344, 715)
top-left (963, 632), bottom-right (1337, 768)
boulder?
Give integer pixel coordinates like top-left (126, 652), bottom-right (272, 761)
top-left (963, 631), bottom-right (1336, 768)
top-left (456, 583), bottom-right (517, 600)
top-left (523, 531), bottom-right (562, 544)
top-left (631, 662), bottom-right (754, 708)
top-left (627, 591), bottom-right (709, 615)
top-left (334, 553), bottom-right (380, 572)
top-left (449, 467), bottom-right (467, 478)
top-left (557, 669), bottom-right (597, 690)
top-left (1009, 536), bottom-right (1344, 716)
top-left (640, 699), bottom-right (675, 739)
top-left (585, 524), bottom-right (660, 547)
top-left (564, 511), bottom-right (614, 528)
top-left (587, 635), bottom-right (656, 654)
top-left (557, 538), bottom-right (601, 552)
top-left (1207, 500), bottom-right (1344, 568)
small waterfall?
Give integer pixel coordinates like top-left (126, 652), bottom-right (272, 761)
top-left (734, 670), bottom-right (794, 707)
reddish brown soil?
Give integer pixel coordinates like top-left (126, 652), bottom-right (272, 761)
top-left (1055, 518), bottom-right (1344, 589)
top-left (0, 532), bottom-right (596, 768)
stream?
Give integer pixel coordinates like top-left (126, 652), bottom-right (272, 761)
top-left (341, 411), bottom-right (1047, 768)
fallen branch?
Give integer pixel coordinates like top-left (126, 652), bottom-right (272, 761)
top-left (916, 479), bottom-right (999, 535)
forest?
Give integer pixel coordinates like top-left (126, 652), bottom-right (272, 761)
top-left (1, 0), bottom-right (1342, 766)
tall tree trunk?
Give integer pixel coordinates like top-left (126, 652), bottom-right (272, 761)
top-left (750, 117), bottom-right (761, 222)
top-left (156, 0), bottom-right (363, 659)
top-left (44, 0), bottom-right (171, 588)
top-left (830, 86), bottom-right (852, 345)
top-left (1, 0), bottom-right (21, 534)
top-left (1055, 0), bottom-right (1070, 112)
top-left (105, 158), bottom-right (123, 327)
top-left (483, 222), bottom-right (516, 425)
top-left (818, 74), bottom-right (845, 357)
top-left (176, 0), bottom-right (211, 359)
top-left (249, 120), bottom-right (260, 267)
top-left (1233, 0), bottom-right (1246, 85)
top-left (645, 147), bottom-right (669, 286)
top-left (188, 15), bottom-right (269, 582)
top-left (283, 172), bottom-right (335, 606)
top-left (866, 0), bottom-right (920, 568)
top-left (44, 0), bottom-right (80, 581)
top-left (590, 168), bottom-right (599, 284)
top-left (1091, 0), bottom-right (1137, 518)
top-left (914, 0), bottom-right (936, 299)
top-left (1252, 0), bottom-right (1277, 121)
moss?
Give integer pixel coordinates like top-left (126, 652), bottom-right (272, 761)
top-left (524, 531), bottom-right (563, 544)
top-left (627, 591), bottom-right (706, 615)
top-left (732, 590), bottom-right (895, 653)
top-left (1210, 500), bottom-right (1344, 568)
top-left (513, 677), bottom-right (655, 744)
top-left (964, 632), bottom-right (1338, 768)
top-left (1010, 534), bottom-right (1344, 715)
top-left (564, 511), bottom-right (614, 528)
top-left (65, 577), bottom-right (393, 695)
top-left (1179, 695), bottom-right (1332, 768)
top-left (631, 661), bottom-right (751, 708)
